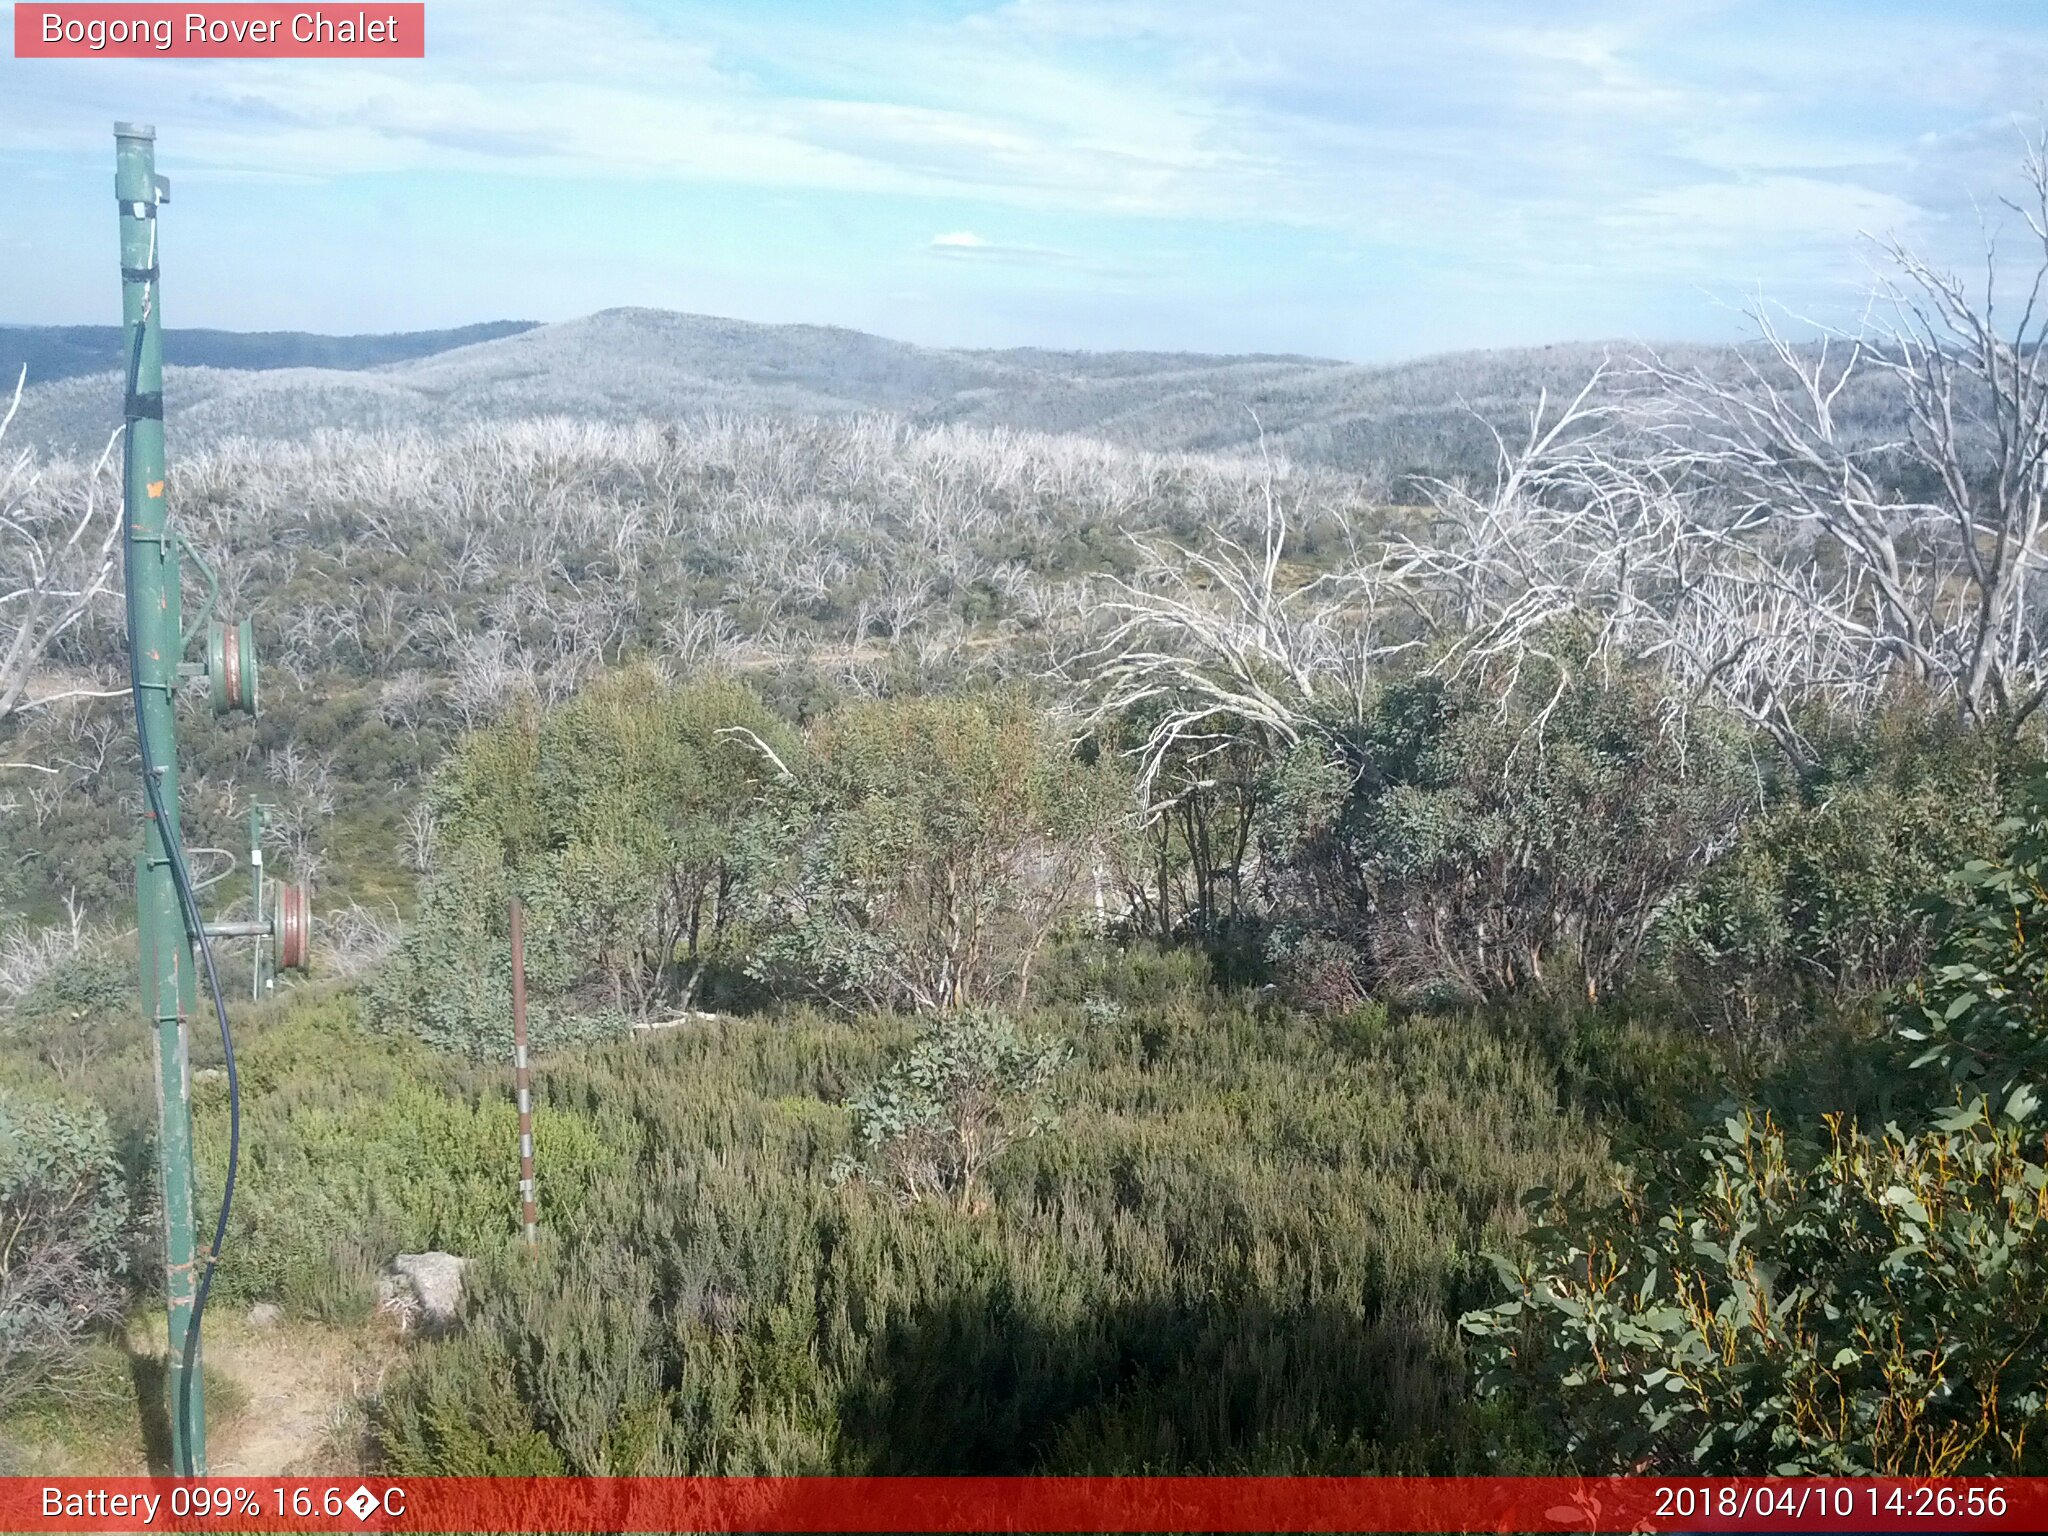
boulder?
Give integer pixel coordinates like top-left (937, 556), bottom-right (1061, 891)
top-left (246, 1301), bottom-right (283, 1329)
top-left (375, 1251), bottom-right (469, 1335)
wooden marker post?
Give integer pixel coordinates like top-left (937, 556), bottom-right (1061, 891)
top-left (510, 897), bottom-right (538, 1250)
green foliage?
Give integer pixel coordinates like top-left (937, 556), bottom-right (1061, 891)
top-left (373, 1312), bottom-right (572, 1475)
top-left (391, 683), bottom-right (1124, 1045)
top-left (1670, 708), bottom-right (2010, 1051)
top-left (0, 1088), bottom-right (129, 1413)
top-left (378, 670), bottom-right (792, 1054)
top-left (0, 940), bottom-right (146, 1122)
top-left (1267, 666), bottom-right (1750, 1003)
top-left (13, 950), bottom-right (129, 1026)
top-left (1465, 786), bottom-right (2048, 1475)
top-left (1497, 999), bottom-right (1724, 1160)
top-left (743, 693), bottom-right (1128, 1013)
top-left (833, 1010), bottom-right (1069, 1210)
top-left (373, 837), bottom-right (533, 1059)
top-left (373, 979), bottom-right (1611, 1474)
top-left (188, 993), bottom-right (620, 1317)
top-left (1897, 778), bottom-right (2048, 1125)
top-left (1462, 1107), bottom-right (2048, 1475)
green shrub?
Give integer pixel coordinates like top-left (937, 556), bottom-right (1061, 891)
top-left (378, 669), bottom-right (791, 1053)
top-left (189, 995), bottom-right (621, 1313)
top-left (396, 683), bottom-right (1129, 1040)
top-left (371, 837), bottom-right (613, 1058)
top-left (1668, 707), bottom-right (2010, 1052)
top-left (741, 693), bottom-right (1128, 1013)
top-left (1, 940), bottom-right (147, 1118)
top-left (1463, 782), bottom-right (2048, 1475)
top-left (1896, 776), bottom-right (2048, 1124)
top-left (13, 949), bottom-right (130, 1025)
top-left (1265, 665), bottom-right (1750, 1003)
top-left (832, 1010), bottom-right (1069, 1211)
top-left (0, 1088), bottom-right (129, 1414)
top-left (1462, 1106), bottom-right (2048, 1475)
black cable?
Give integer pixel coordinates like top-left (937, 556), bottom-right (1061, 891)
top-left (120, 278), bottom-right (241, 1478)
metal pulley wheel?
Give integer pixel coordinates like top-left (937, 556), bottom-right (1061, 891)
top-left (207, 617), bottom-right (258, 716)
top-left (272, 882), bottom-right (310, 973)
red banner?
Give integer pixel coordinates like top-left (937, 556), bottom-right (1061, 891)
top-left (13, 5), bottom-right (425, 58)
top-left (4, 1476), bottom-right (2045, 1533)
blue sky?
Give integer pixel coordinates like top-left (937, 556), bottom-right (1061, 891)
top-left (3, 0), bottom-right (2047, 359)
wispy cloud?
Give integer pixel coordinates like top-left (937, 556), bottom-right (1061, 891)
top-left (928, 230), bottom-right (1075, 265)
top-left (7, 0), bottom-right (2048, 353)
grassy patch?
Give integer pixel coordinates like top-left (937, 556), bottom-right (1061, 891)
top-left (187, 992), bottom-right (623, 1315)
top-left (373, 964), bottom-right (1613, 1474)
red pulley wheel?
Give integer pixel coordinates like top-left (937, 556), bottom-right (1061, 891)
top-left (220, 624), bottom-right (242, 709)
top-left (207, 618), bottom-right (259, 716)
top-left (272, 882), bottom-right (310, 974)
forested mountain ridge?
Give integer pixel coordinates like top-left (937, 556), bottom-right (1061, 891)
top-left (7, 306), bottom-right (1723, 479)
top-left (0, 320), bottom-right (537, 387)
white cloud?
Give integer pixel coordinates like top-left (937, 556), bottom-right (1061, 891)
top-left (10, 0), bottom-right (2048, 341)
top-left (927, 230), bottom-right (1079, 266)
top-left (1, 1), bottom-right (2015, 235)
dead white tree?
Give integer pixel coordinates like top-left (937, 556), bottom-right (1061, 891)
top-left (0, 891), bottom-right (92, 1000)
top-left (1068, 446), bottom-right (1416, 939)
top-left (1640, 134), bottom-right (2048, 734)
top-left (1379, 368), bottom-right (1890, 759)
top-left (1078, 465), bottom-right (1399, 818)
top-left (401, 800), bottom-right (439, 876)
top-left (0, 368), bottom-right (125, 735)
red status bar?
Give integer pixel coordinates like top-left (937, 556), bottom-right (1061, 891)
top-left (6, 1476), bottom-right (2045, 1533)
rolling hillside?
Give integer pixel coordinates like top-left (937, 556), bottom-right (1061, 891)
top-left (0, 320), bottom-right (537, 389)
top-left (7, 307), bottom-right (1685, 479)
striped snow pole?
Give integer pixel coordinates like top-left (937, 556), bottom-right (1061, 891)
top-left (510, 897), bottom-right (537, 1250)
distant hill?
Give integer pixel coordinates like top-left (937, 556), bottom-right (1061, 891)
top-left (4, 307), bottom-right (1764, 479)
top-left (0, 320), bottom-right (538, 387)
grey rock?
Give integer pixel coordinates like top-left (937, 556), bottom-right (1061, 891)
top-left (376, 1251), bottom-right (469, 1335)
top-left (246, 1301), bottom-right (283, 1329)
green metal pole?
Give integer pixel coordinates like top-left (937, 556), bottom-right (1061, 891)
top-left (117, 120), bottom-right (206, 1477)
top-left (250, 804), bottom-right (266, 1003)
